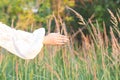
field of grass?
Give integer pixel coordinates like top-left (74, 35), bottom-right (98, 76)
top-left (0, 8), bottom-right (120, 80)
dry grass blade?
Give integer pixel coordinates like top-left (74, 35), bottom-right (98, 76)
top-left (113, 26), bottom-right (120, 37)
top-left (108, 9), bottom-right (118, 27)
top-left (53, 14), bottom-right (60, 33)
top-left (96, 21), bottom-right (103, 47)
top-left (11, 18), bottom-right (15, 28)
top-left (110, 27), bottom-right (120, 61)
top-left (103, 22), bottom-right (109, 48)
top-left (78, 28), bottom-right (90, 54)
top-left (116, 8), bottom-right (120, 22)
top-left (58, 14), bottom-right (74, 56)
top-left (89, 19), bottom-right (97, 38)
top-left (71, 30), bottom-right (81, 39)
top-left (108, 9), bottom-right (120, 40)
top-left (47, 16), bottom-right (53, 34)
top-left (45, 63), bottom-right (60, 80)
top-left (15, 61), bottom-right (19, 80)
top-left (62, 22), bottom-right (74, 57)
top-left (66, 6), bottom-right (86, 25)
top-left (0, 53), bottom-right (3, 65)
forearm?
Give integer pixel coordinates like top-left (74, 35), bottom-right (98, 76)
top-left (0, 22), bottom-right (45, 59)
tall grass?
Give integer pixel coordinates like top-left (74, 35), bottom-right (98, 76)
top-left (0, 8), bottom-right (120, 80)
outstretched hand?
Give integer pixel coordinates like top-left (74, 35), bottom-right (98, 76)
top-left (43, 33), bottom-right (69, 45)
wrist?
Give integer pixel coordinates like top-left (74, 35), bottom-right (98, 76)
top-left (43, 36), bottom-right (47, 44)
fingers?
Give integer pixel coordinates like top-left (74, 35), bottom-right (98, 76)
top-left (55, 40), bottom-right (66, 45)
top-left (55, 34), bottom-right (69, 45)
top-left (43, 33), bottom-right (69, 45)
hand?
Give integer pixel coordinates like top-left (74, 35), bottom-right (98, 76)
top-left (43, 33), bottom-right (69, 45)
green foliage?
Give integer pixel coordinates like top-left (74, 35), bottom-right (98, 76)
top-left (66, 0), bottom-right (120, 33)
top-left (0, 0), bottom-right (52, 30)
top-left (0, 0), bottom-right (119, 31)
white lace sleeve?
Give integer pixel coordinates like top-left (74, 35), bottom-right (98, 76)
top-left (0, 22), bottom-right (45, 59)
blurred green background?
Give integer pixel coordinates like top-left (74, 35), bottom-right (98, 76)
top-left (0, 0), bottom-right (119, 33)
